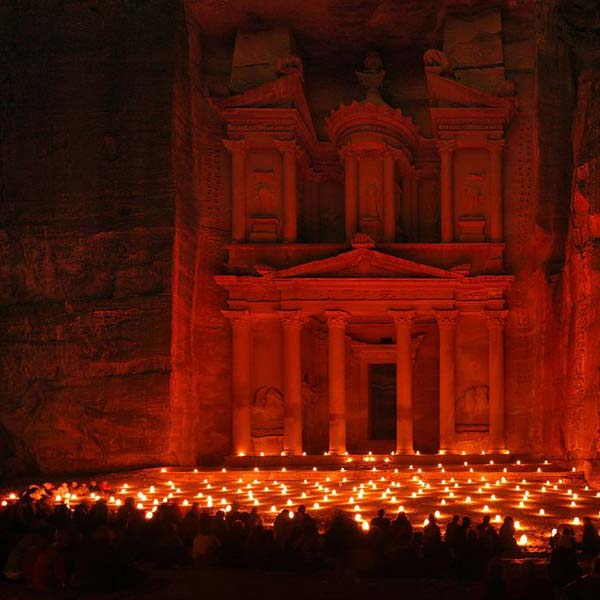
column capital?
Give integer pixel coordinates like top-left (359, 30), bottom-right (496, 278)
top-left (487, 138), bottom-right (506, 153)
top-left (485, 309), bottom-right (509, 329)
top-left (339, 143), bottom-right (358, 160)
top-left (223, 138), bottom-right (250, 156)
top-left (389, 309), bottom-right (416, 327)
top-left (325, 310), bottom-right (350, 329)
top-left (278, 309), bottom-right (306, 327)
top-left (436, 139), bottom-right (456, 155)
top-left (434, 309), bottom-right (459, 328)
top-left (273, 138), bottom-right (298, 155)
top-left (222, 309), bottom-right (252, 326)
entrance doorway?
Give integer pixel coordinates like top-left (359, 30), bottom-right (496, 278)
top-left (412, 321), bottom-right (440, 453)
top-left (368, 363), bottom-right (396, 441)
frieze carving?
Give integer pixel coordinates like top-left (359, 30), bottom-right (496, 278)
top-left (281, 288), bottom-right (451, 300)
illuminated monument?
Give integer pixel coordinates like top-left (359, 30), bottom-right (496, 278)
top-left (173, 18), bottom-right (523, 462)
top-left (5, 2), bottom-right (600, 476)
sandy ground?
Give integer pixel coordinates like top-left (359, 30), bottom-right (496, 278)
top-left (0, 566), bottom-right (485, 600)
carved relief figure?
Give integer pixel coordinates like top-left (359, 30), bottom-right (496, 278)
top-left (251, 386), bottom-right (284, 437)
top-left (365, 182), bottom-right (381, 219)
top-left (456, 384), bottom-right (489, 431)
top-left (463, 172), bottom-right (486, 216)
top-left (252, 171), bottom-right (277, 217)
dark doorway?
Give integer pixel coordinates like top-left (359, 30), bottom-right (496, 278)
top-left (412, 322), bottom-right (440, 453)
top-left (369, 363), bottom-right (396, 440)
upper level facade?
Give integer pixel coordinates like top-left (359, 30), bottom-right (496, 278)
top-left (209, 24), bottom-right (518, 280)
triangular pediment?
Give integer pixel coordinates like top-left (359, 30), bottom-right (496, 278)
top-left (273, 249), bottom-right (464, 279)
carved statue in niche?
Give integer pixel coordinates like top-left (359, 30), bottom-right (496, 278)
top-left (463, 172), bottom-right (486, 217)
top-left (251, 386), bottom-right (284, 438)
top-left (456, 385), bottom-right (489, 432)
top-left (365, 182), bottom-right (381, 219)
top-left (252, 171), bottom-right (277, 217)
top-left (458, 172), bottom-right (487, 242)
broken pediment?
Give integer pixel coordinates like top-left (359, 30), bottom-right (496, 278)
top-left (212, 70), bottom-right (317, 144)
top-left (271, 248), bottom-right (465, 279)
top-left (423, 49), bottom-right (517, 125)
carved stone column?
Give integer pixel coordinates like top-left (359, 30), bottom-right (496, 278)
top-left (437, 140), bottom-right (455, 242)
top-left (410, 169), bottom-right (420, 240)
top-left (389, 310), bottom-right (416, 453)
top-left (488, 140), bottom-right (505, 242)
top-left (275, 140), bottom-right (298, 243)
top-left (279, 310), bottom-right (304, 455)
top-left (434, 310), bottom-right (458, 453)
top-left (304, 170), bottom-right (321, 242)
top-left (325, 310), bottom-right (350, 454)
top-left (222, 310), bottom-right (253, 454)
top-left (486, 310), bottom-right (508, 452)
top-left (383, 149), bottom-right (396, 242)
top-left (342, 146), bottom-right (358, 242)
top-left (223, 139), bottom-right (249, 243)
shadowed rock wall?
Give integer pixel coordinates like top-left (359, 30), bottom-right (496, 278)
top-left (555, 0), bottom-right (600, 464)
top-left (0, 1), bottom-right (176, 475)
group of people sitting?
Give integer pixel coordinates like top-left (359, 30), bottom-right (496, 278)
top-left (0, 481), bottom-right (600, 596)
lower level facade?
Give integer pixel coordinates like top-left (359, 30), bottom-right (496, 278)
top-left (216, 240), bottom-right (513, 457)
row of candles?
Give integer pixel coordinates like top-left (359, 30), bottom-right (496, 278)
top-left (1, 459), bottom-right (595, 551)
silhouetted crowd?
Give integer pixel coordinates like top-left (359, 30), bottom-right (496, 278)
top-left (2, 482), bottom-right (600, 598)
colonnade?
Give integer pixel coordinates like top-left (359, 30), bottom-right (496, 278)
top-left (223, 308), bottom-right (508, 456)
